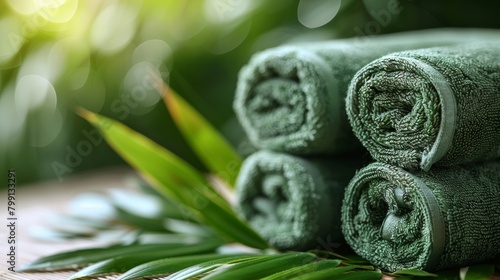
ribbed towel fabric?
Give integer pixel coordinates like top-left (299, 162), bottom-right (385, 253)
top-left (235, 150), bottom-right (360, 250)
top-left (234, 29), bottom-right (500, 155)
top-left (346, 42), bottom-right (500, 170)
top-left (341, 161), bottom-right (500, 272)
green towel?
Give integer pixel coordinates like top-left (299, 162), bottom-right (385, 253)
top-left (341, 161), bottom-right (500, 272)
top-left (234, 28), bottom-right (500, 155)
top-left (235, 150), bottom-right (360, 250)
top-left (346, 42), bottom-right (500, 171)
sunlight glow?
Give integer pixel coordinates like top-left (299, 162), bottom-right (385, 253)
top-left (15, 75), bottom-right (57, 118)
top-left (6, 0), bottom-right (39, 15)
top-left (37, 0), bottom-right (79, 23)
top-left (0, 17), bottom-right (25, 66)
top-left (298, 0), bottom-right (341, 28)
top-left (90, 2), bottom-right (138, 54)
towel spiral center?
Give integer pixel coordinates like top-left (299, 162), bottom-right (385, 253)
top-left (348, 57), bottom-right (443, 169)
top-left (247, 78), bottom-right (306, 138)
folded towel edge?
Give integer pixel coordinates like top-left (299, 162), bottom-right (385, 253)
top-left (389, 57), bottom-right (458, 171)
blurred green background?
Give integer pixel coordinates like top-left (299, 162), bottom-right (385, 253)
top-left (2, 0), bottom-right (499, 186)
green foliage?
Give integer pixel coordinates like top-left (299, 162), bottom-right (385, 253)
top-left (291, 266), bottom-right (361, 280)
top-left (164, 255), bottom-right (263, 280)
top-left (261, 259), bottom-right (342, 280)
top-left (78, 108), bottom-right (269, 249)
top-left (461, 264), bottom-right (496, 280)
top-left (200, 252), bottom-right (316, 280)
top-left (118, 254), bottom-right (256, 280)
top-left (18, 90), bottom-right (499, 280)
top-left (392, 269), bottom-right (438, 277)
top-left (19, 243), bottom-right (201, 271)
top-left (163, 86), bottom-right (243, 187)
top-left (68, 241), bottom-right (221, 279)
top-left (5, 0), bottom-right (500, 278)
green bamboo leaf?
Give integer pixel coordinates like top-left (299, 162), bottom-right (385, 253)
top-left (336, 270), bottom-right (383, 280)
top-left (392, 269), bottom-right (437, 277)
top-left (202, 252), bottom-right (316, 280)
top-left (18, 243), bottom-right (193, 271)
top-left (119, 254), bottom-right (255, 280)
top-left (262, 259), bottom-right (342, 280)
top-left (422, 269), bottom-right (460, 280)
top-left (164, 86), bottom-right (242, 187)
top-left (135, 232), bottom-right (210, 245)
top-left (28, 225), bottom-right (96, 242)
top-left (135, 179), bottom-right (194, 221)
top-left (310, 250), bottom-right (371, 265)
top-left (114, 206), bottom-right (168, 232)
top-left (164, 255), bottom-right (262, 280)
top-left (77, 109), bottom-right (269, 249)
top-left (298, 270), bottom-right (382, 280)
top-left (163, 218), bottom-right (213, 237)
top-left (69, 241), bottom-right (221, 279)
top-left (461, 264), bottom-right (495, 280)
top-left (290, 266), bottom-right (359, 280)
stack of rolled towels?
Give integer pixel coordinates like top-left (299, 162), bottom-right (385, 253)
top-left (233, 28), bottom-right (500, 272)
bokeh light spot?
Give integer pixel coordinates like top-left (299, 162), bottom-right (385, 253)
top-left (6, 0), bottom-right (39, 15)
top-left (15, 75), bottom-right (57, 118)
top-left (204, 0), bottom-right (255, 23)
top-left (298, 0), bottom-right (341, 28)
top-left (18, 43), bottom-right (64, 83)
top-left (27, 107), bottom-right (63, 147)
top-left (121, 62), bottom-right (168, 115)
top-left (66, 67), bottom-right (90, 90)
top-left (90, 2), bottom-right (138, 54)
top-left (132, 39), bottom-right (173, 71)
top-left (210, 20), bottom-right (251, 54)
top-left (37, 0), bottom-right (78, 23)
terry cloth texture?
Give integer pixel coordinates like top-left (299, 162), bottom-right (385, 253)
top-left (235, 150), bottom-right (360, 251)
top-left (341, 161), bottom-right (500, 272)
top-left (234, 28), bottom-right (500, 155)
top-left (346, 42), bottom-right (500, 171)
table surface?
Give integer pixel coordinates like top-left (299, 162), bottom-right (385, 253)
top-left (0, 167), bottom-right (138, 280)
top-left (1, 167), bottom-right (498, 280)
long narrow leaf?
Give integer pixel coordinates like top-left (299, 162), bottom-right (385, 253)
top-left (69, 241), bottom-right (221, 279)
top-left (311, 249), bottom-right (371, 265)
top-left (114, 207), bottom-right (168, 232)
top-left (165, 255), bottom-right (261, 280)
top-left (77, 109), bottom-right (269, 249)
top-left (296, 269), bottom-right (382, 280)
top-left (163, 219), bottom-right (214, 237)
top-left (202, 252), bottom-right (316, 280)
top-left (262, 259), bottom-right (342, 280)
top-left (461, 264), bottom-right (495, 280)
top-left (392, 269), bottom-right (437, 277)
top-left (119, 254), bottom-right (255, 280)
top-left (339, 270), bottom-right (383, 280)
top-left (163, 86), bottom-right (242, 187)
top-left (290, 266), bottom-right (358, 280)
top-left (18, 243), bottom-right (191, 271)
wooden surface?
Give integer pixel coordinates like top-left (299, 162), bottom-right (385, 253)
top-left (1, 167), bottom-right (498, 280)
top-left (0, 167), bottom-right (138, 280)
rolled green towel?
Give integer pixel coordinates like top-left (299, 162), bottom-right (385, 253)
top-left (235, 150), bottom-right (360, 250)
top-left (341, 161), bottom-right (500, 272)
top-left (346, 42), bottom-right (500, 170)
top-left (234, 28), bottom-right (500, 155)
